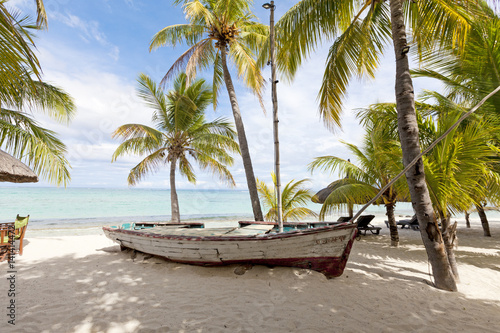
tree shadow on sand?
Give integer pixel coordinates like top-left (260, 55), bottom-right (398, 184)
top-left (3, 239), bottom-right (499, 333)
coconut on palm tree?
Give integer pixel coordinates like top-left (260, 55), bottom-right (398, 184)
top-left (257, 173), bottom-right (317, 222)
top-left (112, 73), bottom-right (240, 222)
top-left (0, 2), bottom-right (75, 186)
top-left (149, 0), bottom-right (268, 221)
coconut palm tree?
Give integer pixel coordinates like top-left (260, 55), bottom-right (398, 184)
top-left (419, 98), bottom-right (500, 280)
top-left (273, 0), bottom-right (485, 291)
top-left (257, 173), bottom-right (317, 222)
top-left (112, 73), bottom-right (240, 223)
top-left (1, 3), bottom-right (74, 186)
top-left (360, 95), bottom-right (500, 276)
top-left (149, 0), bottom-right (268, 221)
top-left (411, 3), bottom-right (500, 238)
top-left (309, 119), bottom-right (409, 247)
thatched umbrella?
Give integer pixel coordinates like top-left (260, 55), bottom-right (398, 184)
top-left (312, 179), bottom-right (357, 217)
top-left (0, 149), bottom-right (38, 183)
top-left (312, 178), bottom-right (384, 218)
top-left (312, 179), bottom-right (347, 204)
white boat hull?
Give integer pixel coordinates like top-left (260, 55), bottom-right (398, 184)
top-left (102, 223), bottom-right (357, 278)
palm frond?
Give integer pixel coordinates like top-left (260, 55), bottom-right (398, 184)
top-left (318, 4), bottom-right (391, 130)
top-left (229, 40), bottom-right (265, 110)
top-left (275, 0), bottom-right (359, 81)
top-left (10, 79), bottom-right (76, 123)
top-left (34, 0), bottom-right (47, 28)
top-left (127, 149), bottom-right (168, 186)
top-left (149, 23), bottom-right (205, 50)
top-left (0, 109), bottom-right (70, 186)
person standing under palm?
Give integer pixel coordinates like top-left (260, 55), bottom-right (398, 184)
top-left (149, 0), bottom-right (268, 221)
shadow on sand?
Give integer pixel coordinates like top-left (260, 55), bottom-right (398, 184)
top-left (1, 233), bottom-right (498, 333)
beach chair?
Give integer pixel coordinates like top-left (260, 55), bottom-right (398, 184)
top-left (14, 215), bottom-right (29, 255)
top-left (356, 215), bottom-right (381, 235)
top-left (0, 222), bottom-right (15, 262)
top-left (397, 215), bottom-right (419, 230)
top-left (337, 216), bottom-right (352, 222)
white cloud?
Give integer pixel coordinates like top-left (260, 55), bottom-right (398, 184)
top-left (49, 11), bottom-right (120, 61)
top-left (19, 3), bottom-right (446, 190)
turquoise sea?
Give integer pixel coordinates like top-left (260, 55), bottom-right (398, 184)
top-left (0, 187), bottom-right (256, 235)
top-left (0, 187), bottom-right (496, 236)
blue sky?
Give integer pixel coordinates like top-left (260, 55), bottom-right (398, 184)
top-left (8, 0), bottom-right (441, 190)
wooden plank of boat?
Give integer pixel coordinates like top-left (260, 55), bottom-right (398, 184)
top-left (103, 223), bottom-right (357, 278)
top-left (145, 227), bottom-right (237, 237)
top-left (134, 221), bottom-right (205, 228)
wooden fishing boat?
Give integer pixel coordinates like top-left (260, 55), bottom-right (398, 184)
top-left (102, 221), bottom-right (357, 278)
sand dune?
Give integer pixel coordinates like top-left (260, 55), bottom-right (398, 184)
top-left (1, 223), bottom-right (499, 332)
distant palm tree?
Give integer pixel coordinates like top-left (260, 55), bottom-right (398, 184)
top-left (149, 0), bottom-right (268, 221)
top-left (309, 117), bottom-right (409, 247)
top-left (257, 173), bottom-right (317, 222)
top-left (0, 3), bottom-right (75, 186)
top-left (112, 73), bottom-right (240, 222)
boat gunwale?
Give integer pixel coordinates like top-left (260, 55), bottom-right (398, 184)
top-left (102, 222), bottom-right (357, 242)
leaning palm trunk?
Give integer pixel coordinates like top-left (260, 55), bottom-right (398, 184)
top-left (220, 47), bottom-right (263, 221)
top-left (475, 204), bottom-right (492, 237)
top-left (385, 203), bottom-right (399, 247)
top-left (170, 157), bottom-right (180, 223)
top-left (389, 0), bottom-right (457, 291)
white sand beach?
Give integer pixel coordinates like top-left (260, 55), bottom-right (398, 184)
top-left (2, 221), bottom-right (499, 333)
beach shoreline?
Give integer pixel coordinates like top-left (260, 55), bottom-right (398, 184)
top-left (1, 222), bottom-right (498, 332)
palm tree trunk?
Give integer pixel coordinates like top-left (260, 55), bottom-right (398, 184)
top-left (475, 204), bottom-right (492, 237)
top-left (170, 157), bottom-right (180, 223)
top-left (439, 213), bottom-right (459, 281)
top-left (385, 202), bottom-right (399, 247)
top-left (389, 0), bottom-right (457, 291)
top-left (465, 211), bottom-right (471, 228)
top-left (220, 47), bottom-right (264, 221)
top-left (348, 203), bottom-right (354, 218)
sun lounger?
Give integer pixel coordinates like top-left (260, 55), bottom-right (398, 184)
top-left (397, 215), bottom-right (419, 230)
top-left (356, 215), bottom-right (381, 235)
top-left (385, 215), bottom-right (419, 230)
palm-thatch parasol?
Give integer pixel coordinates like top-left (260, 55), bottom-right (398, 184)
top-left (312, 179), bottom-right (347, 204)
top-left (0, 149), bottom-right (38, 183)
top-left (312, 179), bottom-right (359, 218)
top-left (312, 178), bottom-right (385, 218)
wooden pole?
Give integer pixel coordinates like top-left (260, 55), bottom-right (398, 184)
top-left (267, 1), bottom-right (283, 232)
